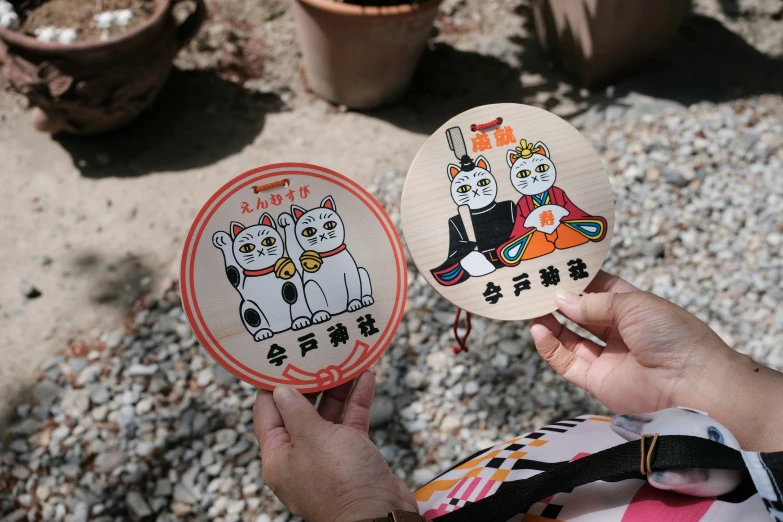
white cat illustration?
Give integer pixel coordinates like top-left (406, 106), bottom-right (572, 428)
top-left (212, 213), bottom-right (311, 341)
top-left (448, 155), bottom-right (496, 210)
top-left (278, 196), bottom-right (373, 324)
top-left (431, 151), bottom-right (516, 286)
top-left (495, 139), bottom-right (608, 266)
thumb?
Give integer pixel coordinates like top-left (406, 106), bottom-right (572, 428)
top-left (273, 385), bottom-right (323, 440)
top-left (554, 289), bottom-right (633, 327)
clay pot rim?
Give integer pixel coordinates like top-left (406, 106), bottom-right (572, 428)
top-left (296, 0), bottom-right (441, 17)
top-left (0, 0), bottom-right (169, 52)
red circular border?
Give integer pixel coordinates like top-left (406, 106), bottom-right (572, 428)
top-left (180, 163), bottom-right (407, 392)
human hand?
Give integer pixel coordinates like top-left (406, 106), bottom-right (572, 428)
top-left (530, 271), bottom-right (783, 451)
top-left (253, 372), bottom-right (417, 522)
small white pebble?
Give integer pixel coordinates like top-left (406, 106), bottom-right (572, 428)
top-left (0, 11), bottom-right (18, 28)
top-left (57, 28), bottom-right (77, 44)
top-left (94, 11), bottom-right (114, 29)
top-left (114, 8), bottom-right (133, 26)
top-left (35, 26), bottom-right (58, 42)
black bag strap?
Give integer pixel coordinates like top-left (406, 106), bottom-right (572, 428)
top-left (436, 435), bottom-right (760, 522)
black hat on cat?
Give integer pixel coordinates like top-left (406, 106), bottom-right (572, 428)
top-left (446, 126), bottom-right (478, 172)
top-left (459, 154), bottom-right (476, 172)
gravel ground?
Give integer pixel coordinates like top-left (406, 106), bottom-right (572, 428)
top-left (1, 93), bottom-right (781, 521)
top-left (2, 0), bottom-right (783, 520)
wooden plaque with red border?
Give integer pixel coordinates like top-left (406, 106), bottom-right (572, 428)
top-left (181, 163), bottom-right (406, 392)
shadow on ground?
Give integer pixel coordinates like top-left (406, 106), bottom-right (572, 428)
top-left (369, 6), bottom-right (783, 134)
top-left (54, 68), bottom-right (285, 178)
top-left (67, 250), bottom-right (156, 309)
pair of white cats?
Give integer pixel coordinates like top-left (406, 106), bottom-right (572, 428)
top-left (445, 141), bottom-right (562, 278)
top-left (212, 196), bottom-right (373, 342)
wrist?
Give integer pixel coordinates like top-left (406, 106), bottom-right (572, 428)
top-left (316, 493), bottom-right (418, 522)
top-left (682, 347), bottom-right (783, 451)
top-left (670, 337), bottom-right (738, 412)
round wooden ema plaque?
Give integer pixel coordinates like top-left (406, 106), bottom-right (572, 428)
top-left (401, 104), bottom-right (615, 320)
top-left (181, 163), bottom-right (407, 392)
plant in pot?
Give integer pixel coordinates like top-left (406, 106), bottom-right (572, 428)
top-left (293, 0), bottom-right (442, 109)
top-left (530, 0), bottom-right (690, 88)
top-left (0, 0), bottom-right (206, 134)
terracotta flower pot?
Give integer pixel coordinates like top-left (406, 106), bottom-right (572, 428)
top-left (293, 0), bottom-right (442, 109)
top-left (0, 0), bottom-right (206, 134)
top-left (531, 0), bottom-right (689, 88)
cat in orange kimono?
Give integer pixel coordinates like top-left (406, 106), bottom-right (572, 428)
top-left (496, 139), bottom-right (607, 266)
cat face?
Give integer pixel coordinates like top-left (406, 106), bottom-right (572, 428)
top-left (230, 213), bottom-right (284, 271)
top-left (507, 141), bottom-right (556, 196)
top-left (291, 196), bottom-right (345, 253)
top-left (447, 155), bottom-right (496, 210)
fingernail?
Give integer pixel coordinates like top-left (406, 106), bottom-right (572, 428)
top-left (529, 323), bottom-right (551, 336)
top-left (555, 290), bottom-right (579, 306)
top-left (272, 386), bottom-right (297, 408)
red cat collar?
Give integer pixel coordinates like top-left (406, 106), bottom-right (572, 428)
top-left (320, 244), bottom-right (346, 258)
top-left (243, 266), bottom-right (276, 277)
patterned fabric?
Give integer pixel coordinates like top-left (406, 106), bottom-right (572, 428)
top-left (496, 187), bottom-right (607, 265)
top-left (744, 451), bottom-right (783, 521)
top-left (531, 191), bottom-right (551, 208)
top-left (415, 415), bottom-right (772, 521)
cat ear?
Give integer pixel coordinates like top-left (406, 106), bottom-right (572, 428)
top-left (506, 150), bottom-right (517, 168)
top-left (475, 155), bottom-right (490, 172)
top-left (447, 164), bottom-right (461, 181)
top-left (230, 221), bottom-right (244, 239)
top-left (258, 213), bottom-right (276, 229)
top-left (534, 141), bottom-right (550, 158)
top-left (321, 196), bottom-right (336, 211)
top-left (291, 205), bottom-right (306, 221)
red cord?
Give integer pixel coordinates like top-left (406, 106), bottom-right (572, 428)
top-left (452, 308), bottom-right (472, 354)
top-left (252, 179), bottom-right (289, 193)
top-left (470, 117), bottom-right (503, 132)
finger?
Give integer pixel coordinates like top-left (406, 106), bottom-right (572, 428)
top-left (304, 392), bottom-right (319, 406)
top-left (530, 322), bottom-right (592, 391)
top-left (584, 270), bottom-right (638, 294)
top-left (317, 379), bottom-right (356, 424)
top-left (532, 314), bottom-right (602, 362)
top-left (253, 389), bottom-right (291, 456)
top-left (272, 385), bottom-right (323, 441)
top-left (555, 290), bottom-right (624, 327)
top-left (342, 371), bottom-right (376, 434)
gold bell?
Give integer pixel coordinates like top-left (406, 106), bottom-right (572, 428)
top-left (300, 251), bottom-right (323, 273)
top-left (274, 257), bottom-right (296, 279)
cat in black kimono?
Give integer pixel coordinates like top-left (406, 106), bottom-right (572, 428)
top-left (430, 154), bottom-right (516, 286)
